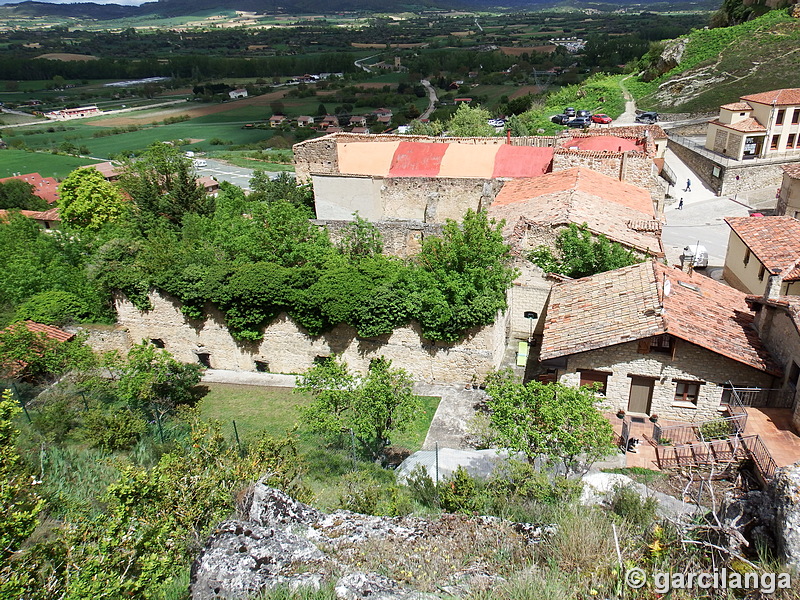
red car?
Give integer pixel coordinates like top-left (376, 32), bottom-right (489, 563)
top-left (592, 113), bottom-right (612, 124)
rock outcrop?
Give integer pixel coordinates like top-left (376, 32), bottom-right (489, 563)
top-left (189, 482), bottom-right (556, 599)
top-left (771, 464), bottom-right (800, 570)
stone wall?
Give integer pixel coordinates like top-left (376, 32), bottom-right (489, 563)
top-left (312, 174), bottom-right (505, 223)
top-left (552, 149), bottom-right (660, 200)
top-left (557, 339), bottom-right (776, 422)
top-left (67, 324), bottom-right (132, 354)
top-left (506, 261), bottom-right (554, 340)
top-left (667, 139), bottom-right (725, 194)
top-left (318, 219), bottom-right (444, 258)
top-left (111, 291), bottom-right (510, 385)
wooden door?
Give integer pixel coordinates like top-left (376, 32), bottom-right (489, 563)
top-left (628, 376), bottom-right (654, 414)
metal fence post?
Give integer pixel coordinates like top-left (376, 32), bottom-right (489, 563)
top-left (232, 420), bottom-right (243, 457)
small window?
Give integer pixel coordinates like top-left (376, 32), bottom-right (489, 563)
top-left (313, 355), bottom-right (331, 365)
top-left (743, 248), bottom-right (751, 266)
top-left (739, 112), bottom-right (746, 117)
top-left (789, 134), bottom-right (797, 149)
top-left (197, 353), bottom-right (211, 368)
top-left (650, 334), bottom-right (673, 354)
top-left (771, 135), bottom-right (780, 150)
top-left (758, 264), bottom-right (766, 281)
top-left (790, 362), bottom-right (800, 389)
top-left (255, 360), bottom-right (269, 372)
top-left (150, 338), bottom-right (165, 348)
top-left (793, 109), bottom-right (800, 125)
top-left (579, 370), bottom-right (609, 395)
top-left (674, 381), bottom-right (701, 404)
top-left (776, 109), bottom-right (786, 125)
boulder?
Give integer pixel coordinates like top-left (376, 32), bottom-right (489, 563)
top-left (770, 464), bottom-right (800, 570)
top-left (247, 480), bottom-right (321, 529)
top-left (334, 572), bottom-right (438, 600)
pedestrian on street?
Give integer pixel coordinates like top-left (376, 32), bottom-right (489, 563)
top-left (685, 178), bottom-right (692, 192)
top-left (678, 198), bottom-right (684, 210)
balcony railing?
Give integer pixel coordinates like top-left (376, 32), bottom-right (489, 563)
top-left (727, 386), bottom-right (795, 409)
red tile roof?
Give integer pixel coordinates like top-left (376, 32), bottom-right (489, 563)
top-left (721, 102), bottom-right (752, 111)
top-left (0, 172), bottom-right (60, 204)
top-left (0, 207), bottom-right (60, 224)
top-left (81, 161), bottom-right (122, 180)
top-left (489, 168), bottom-right (662, 255)
top-left (782, 164), bottom-right (800, 180)
top-left (741, 88), bottom-right (800, 106)
top-left (709, 118), bottom-right (767, 133)
top-left (21, 320), bottom-right (74, 342)
top-left (540, 261), bottom-right (781, 375)
top-left (725, 216), bottom-right (800, 277)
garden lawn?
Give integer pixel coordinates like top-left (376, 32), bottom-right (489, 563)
top-left (198, 382), bottom-right (439, 454)
top-left (0, 149), bottom-right (101, 178)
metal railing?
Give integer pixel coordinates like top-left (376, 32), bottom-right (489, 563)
top-left (668, 134), bottom-right (800, 169)
top-left (746, 434), bottom-right (778, 481)
top-left (653, 412), bottom-right (746, 447)
top-left (656, 436), bottom-right (745, 470)
top-left (660, 161), bottom-right (677, 186)
top-left (729, 386), bottom-right (795, 409)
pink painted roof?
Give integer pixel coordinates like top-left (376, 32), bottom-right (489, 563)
top-left (491, 145), bottom-right (554, 178)
top-left (560, 135), bottom-right (643, 152)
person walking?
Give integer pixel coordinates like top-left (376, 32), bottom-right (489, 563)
top-left (678, 198), bottom-right (684, 210)
top-left (685, 178), bottom-right (692, 192)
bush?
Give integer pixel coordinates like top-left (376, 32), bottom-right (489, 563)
top-left (609, 484), bottom-right (657, 529)
top-left (15, 290), bottom-right (89, 326)
top-left (338, 470), bottom-right (383, 515)
top-left (487, 460), bottom-right (583, 505)
top-left (438, 466), bottom-right (479, 513)
top-left (699, 419), bottom-right (734, 440)
top-left (82, 408), bottom-right (147, 451)
top-left (405, 464), bottom-right (439, 508)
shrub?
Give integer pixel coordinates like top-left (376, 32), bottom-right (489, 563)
top-left (405, 464), bottom-right (439, 508)
top-left (338, 470), bottom-right (382, 515)
top-left (82, 408), bottom-right (147, 451)
top-left (438, 466), bottom-right (479, 513)
top-left (699, 419), bottom-right (734, 440)
top-left (609, 484), bottom-right (658, 529)
top-left (487, 460), bottom-right (583, 505)
top-left (15, 290), bottom-right (89, 326)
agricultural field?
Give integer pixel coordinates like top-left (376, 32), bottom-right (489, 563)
top-left (0, 148), bottom-right (100, 178)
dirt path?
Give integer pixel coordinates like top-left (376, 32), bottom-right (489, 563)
top-left (419, 79), bottom-right (438, 120)
top-left (614, 75), bottom-right (638, 125)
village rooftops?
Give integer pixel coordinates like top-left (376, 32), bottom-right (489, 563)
top-left (0, 172), bottom-right (60, 204)
top-left (725, 216), bottom-right (800, 279)
top-left (720, 102), bottom-right (753, 111)
top-left (540, 261), bottom-right (781, 376)
top-left (740, 88), bottom-right (800, 106)
top-left (783, 164), bottom-right (800, 180)
top-left (489, 167), bottom-right (663, 255)
top-left (707, 117), bottom-right (767, 133)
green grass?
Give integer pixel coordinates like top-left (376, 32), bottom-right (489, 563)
top-left (198, 382), bottom-right (438, 453)
top-left (0, 149), bottom-right (100, 179)
top-left (208, 152), bottom-right (295, 171)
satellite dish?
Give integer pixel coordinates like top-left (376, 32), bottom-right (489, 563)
top-left (663, 279), bottom-right (671, 297)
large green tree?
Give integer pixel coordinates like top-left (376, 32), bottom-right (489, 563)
top-left (445, 103), bottom-right (496, 137)
top-left (529, 222), bottom-right (642, 279)
top-left (0, 180), bottom-right (47, 211)
top-left (58, 167), bottom-right (128, 231)
top-left (299, 356), bottom-right (420, 460)
top-left (486, 371), bottom-right (615, 474)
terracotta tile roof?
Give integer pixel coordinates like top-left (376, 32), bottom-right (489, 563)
top-left (560, 135), bottom-right (644, 152)
top-left (710, 118), bottom-right (767, 133)
top-left (0, 172), bottom-right (60, 204)
top-left (585, 124), bottom-right (668, 140)
top-left (0, 208), bottom-right (60, 224)
top-left (81, 161), bottom-right (122, 180)
top-left (741, 88), bottom-right (800, 106)
top-left (21, 320), bottom-right (74, 342)
top-left (489, 168), bottom-right (662, 255)
top-left (540, 261), bottom-right (781, 375)
top-left (782, 164), bottom-right (800, 180)
top-left (721, 102), bottom-right (753, 111)
top-left (725, 216), bottom-right (800, 276)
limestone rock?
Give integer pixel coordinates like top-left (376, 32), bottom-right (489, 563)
top-left (771, 464), bottom-right (800, 569)
top-left (334, 572), bottom-right (437, 600)
top-left (190, 520), bottom-right (326, 600)
top-left (655, 37), bottom-right (688, 76)
top-left (247, 480), bottom-right (321, 529)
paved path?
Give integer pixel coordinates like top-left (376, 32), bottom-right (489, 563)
top-left (416, 383), bottom-right (486, 450)
top-left (419, 79), bottom-right (438, 121)
top-left (613, 76), bottom-right (637, 125)
top-left (202, 369), bottom-right (297, 387)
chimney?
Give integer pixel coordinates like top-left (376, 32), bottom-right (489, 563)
top-left (766, 271), bottom-right (783, 300)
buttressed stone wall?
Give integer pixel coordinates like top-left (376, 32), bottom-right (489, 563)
top-left (112, 291), bottom-right (509, 384)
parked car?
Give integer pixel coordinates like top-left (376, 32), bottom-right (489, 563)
top-left (592, 113), bottom-right (612, 124)
top-left (567, 116), bottom-right (592, 128)
top-left (681, 244), bottom-right (708, 268)
top-left (564, 107), bottom-right (576, 117)
top-left (576, 109), bottom-right (592, 118)
top-left (193, 159), bottom-right (208, 167)
top-left (636, 111), bottom-right (659, 124)
top-left (550, 114), bottom-right (571, 125)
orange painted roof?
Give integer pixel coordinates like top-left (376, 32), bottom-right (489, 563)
top-left (540, 261), bottom-right (781, 375)
top-left (741, 88), bottom-right (800, 106)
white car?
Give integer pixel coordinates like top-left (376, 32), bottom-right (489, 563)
top-left (681, 244), bottom-right (708, 268)
top-left (193, 159), bottom-right (207, 167)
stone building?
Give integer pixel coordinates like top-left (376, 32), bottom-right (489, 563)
top-left (538, 261), bottom-right (781, 422)
top-left (723, 216), bottom-right (800, 297)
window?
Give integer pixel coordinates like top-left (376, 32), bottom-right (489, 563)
top-left (197, 353), bottom-right (211, 368)
top-left (743, 248), bottom-right (751, 266)
top-left (793, 109), bottom-right (800, 125)
top-left (650, 334), bottom-right (673, 354)
top-left (776, 109), bottom-right (786, 125)
top-left (758, 264), bottom-right (766, 281)
top-left (790, 362), bottom-right (800, 389)
top-left (771, 135), bottom-right (780, 150)
top-left (255, 360), bottom-right (269, 372)
top-left (789, 134), bottom-right (797, 149)
top-left (674, 381), bottom-right (701, 404)
top-left (739, 112), bottom-right (746, 117)
top-left (150, 338), bottom-right (165, 348)
top-left (579, 370), bottom-right (609, 395)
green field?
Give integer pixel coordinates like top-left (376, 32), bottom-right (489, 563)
top-left (0, 149), bottom-right (100, 179)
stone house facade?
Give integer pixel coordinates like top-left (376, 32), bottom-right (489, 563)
top-left (539, 261), bottom-right (782, 422)
top-left (777, 164), bottom-right (800, 219)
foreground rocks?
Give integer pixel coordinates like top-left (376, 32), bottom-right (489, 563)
top-left (190, 481), bottom-right (556, 599)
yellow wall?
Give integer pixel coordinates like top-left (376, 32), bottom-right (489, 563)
top-left (723, 230), bottom-right (769, 295)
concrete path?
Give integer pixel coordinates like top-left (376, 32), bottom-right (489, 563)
top-left (415, 382), bottom-right (486, 451)
top-left (202, 369), bottom-right (297, 387)
top-left (419, 79), bottom-right (439, 121)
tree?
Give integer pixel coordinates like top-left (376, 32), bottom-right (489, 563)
top-left (58, 167), bottom-right (128, 231)
top-left (117, 342), bottom-right (203, 426)
top-left (0, 389), bottom-right (43, 588)
top-left (0, 323), bottom-right (94, 382)
top-left (336, 213), bottom-right (383, 259)
top-left (0, 180), bottom-right (46, 211)
top-left (529, 223), bottom-right (642, 279)
top-left (409, 119), bottom-right (444, 136)
top-left (445, 103), bottom-right (495, 137)
top-left (485, 371), bottom-right (615, 474)
top-left (249, 171), bottom-right (313, 211)
top-left (299, 356), bottom-right (420, 460)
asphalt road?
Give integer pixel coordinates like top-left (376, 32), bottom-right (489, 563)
top-left (195, 159), bottom-right (291, 192)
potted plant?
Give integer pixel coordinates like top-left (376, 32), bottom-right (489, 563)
top-left (649, 414), bottom-right (659, 423)
top-left (616, 409), bottom-right (626, 420)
